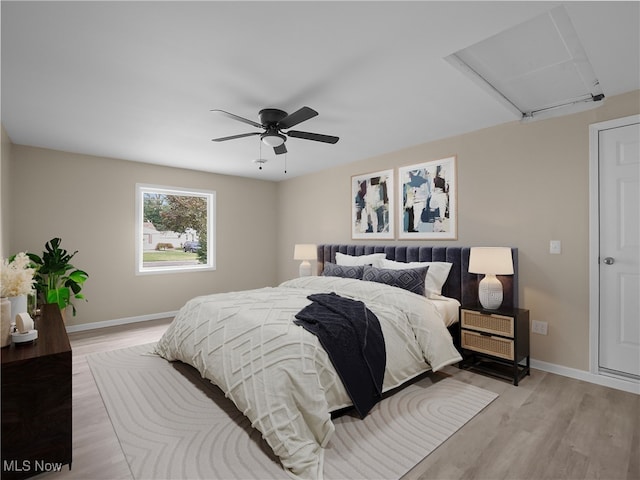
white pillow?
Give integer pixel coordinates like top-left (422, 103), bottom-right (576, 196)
top-left (335, 252), bottom-right (386, 268)
top-left (379, 259), bottom-right (453, 298)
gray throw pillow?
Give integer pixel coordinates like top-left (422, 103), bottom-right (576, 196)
top-left (362, 265), bottom-right (430, 295)
top-left (322, 262), bottom-right (365, 279)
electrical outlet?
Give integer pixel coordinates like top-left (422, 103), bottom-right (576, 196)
top-left (550, 240), bottom-right (562, 254)
top-left (532, 320), bottom-right (548, 335)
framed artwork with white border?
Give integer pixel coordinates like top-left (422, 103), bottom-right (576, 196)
top-left (398, 156), bottom-right (457, 240)
top-left (351, 169), bottom-right (394, 239)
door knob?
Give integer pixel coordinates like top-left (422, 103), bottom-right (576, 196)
top-left (603, 257), bottom-right (615, 265)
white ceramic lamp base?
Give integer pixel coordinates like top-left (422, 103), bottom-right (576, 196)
top-left (299, 260), bottom-right (311, 277)
top-left (478, 274), bottom-right (504, 310)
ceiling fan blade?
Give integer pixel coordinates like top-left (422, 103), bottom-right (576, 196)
top-left (274, 143), bottom-right (287, 155)
top-left (211, 109), bottom-right (262, 129)
top-left (278, 106), bottom-right (318, 129)
top-left (287, 130), bottom-right (339, 144)
top-left (212, 132), bottom-right (260, 142)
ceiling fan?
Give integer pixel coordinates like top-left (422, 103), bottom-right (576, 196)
top-left (211, 106), bottom-right (339, 155)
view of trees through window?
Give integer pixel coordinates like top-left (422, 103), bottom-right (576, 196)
top-left (136, 184), bottom-right (215, 273)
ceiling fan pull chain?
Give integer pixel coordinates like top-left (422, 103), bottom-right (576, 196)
top-left (284, 153), bottom-right (287, 174)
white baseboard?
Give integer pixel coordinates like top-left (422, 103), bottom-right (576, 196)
top-left (65, 311), bottom-right (178, 334)
top-left (531, 358), bottom-right (640, 395)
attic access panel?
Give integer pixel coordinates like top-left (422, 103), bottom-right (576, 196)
top-left (446, 6), bottom-right (604, 120)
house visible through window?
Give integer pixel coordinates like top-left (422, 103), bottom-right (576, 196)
top-left (136, 184), bottom-right (216, 274)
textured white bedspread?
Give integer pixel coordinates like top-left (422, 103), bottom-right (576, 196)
top-left (154, 276), bottom-right (461, 480)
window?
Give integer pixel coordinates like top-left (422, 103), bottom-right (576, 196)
top-left (135, 184), bottom-right (216, 274)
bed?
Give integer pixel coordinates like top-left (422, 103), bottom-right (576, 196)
top-left (154, 244), bottom-right (518, 480)
top-left (316, 245), bottom-right (518, 347)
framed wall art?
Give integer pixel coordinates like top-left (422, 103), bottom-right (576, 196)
top-left (398, 156), bottom-right (457, 240)
top-left (351, 169), bottom-right (394, 239)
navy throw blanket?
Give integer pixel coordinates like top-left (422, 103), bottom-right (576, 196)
top-left (294, 292), bottom-right (386, 418)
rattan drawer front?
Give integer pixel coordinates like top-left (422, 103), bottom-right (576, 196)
top-left (461, 310), bottom-right (514, 337)
top-left (461, 330), bottom-right (514, 361)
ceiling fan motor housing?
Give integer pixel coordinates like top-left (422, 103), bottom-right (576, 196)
top-left (259, 109), bottom-right (288, 147)
top-left (259, 108), bottom-right (288, 126)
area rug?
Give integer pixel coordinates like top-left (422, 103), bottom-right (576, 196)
top-left (88, 343), bottom-right (498, 480)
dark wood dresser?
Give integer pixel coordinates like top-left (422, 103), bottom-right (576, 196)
top-left (1, 304), bottom-right (72, 479)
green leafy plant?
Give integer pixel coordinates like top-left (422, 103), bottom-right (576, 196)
top-left (28, 238), bottom-right (88, 316)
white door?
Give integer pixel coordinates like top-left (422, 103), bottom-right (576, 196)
top-left (598, 120), bottom-right (640, 378)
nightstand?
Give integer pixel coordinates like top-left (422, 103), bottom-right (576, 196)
top-left (458, 305), bottom-right (530, 386)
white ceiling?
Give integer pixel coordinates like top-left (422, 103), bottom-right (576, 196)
top-left (2, 1), bottom-right (639, 181)
top-left (448, 5), bottom-right (605, 117)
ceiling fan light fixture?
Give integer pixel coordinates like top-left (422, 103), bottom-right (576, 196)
top-left (261, 132), bottom-right (285, 147)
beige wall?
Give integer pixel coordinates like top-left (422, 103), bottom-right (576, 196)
top-left (1, 125), bottom-right (12, 258)
top-left (8, 146), bottom-right (278, 327)
top-left (276, 90), bottom-right (640, 371)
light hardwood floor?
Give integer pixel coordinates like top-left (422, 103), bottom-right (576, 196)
top-left (37, 319), bottom-right (639, 480)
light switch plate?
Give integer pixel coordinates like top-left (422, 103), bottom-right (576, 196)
top-left (550, 240), bottom-right (562, 254)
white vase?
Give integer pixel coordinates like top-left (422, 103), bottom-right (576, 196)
top-left (1, 297), bottom-right (11, 347)
top-left (8, 295), bottom-right (28, 319)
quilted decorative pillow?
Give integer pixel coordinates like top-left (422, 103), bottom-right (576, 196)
top-left (335, 252), bottom-right (386, 268)
top-left (322, 262), bottom-right (365, 279)
top-left (379, 259), bottom-right (453, 298)
top-left (362, 265), bottom-right (430, 296)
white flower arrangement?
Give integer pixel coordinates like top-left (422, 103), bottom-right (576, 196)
top-left (1, 252), bottom-right (36, 298)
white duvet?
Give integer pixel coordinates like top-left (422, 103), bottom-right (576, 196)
top-left (154, 276), bottom-right (462, 480)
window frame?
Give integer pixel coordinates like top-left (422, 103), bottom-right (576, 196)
top-left (135, 183), bottom-right (216, 275)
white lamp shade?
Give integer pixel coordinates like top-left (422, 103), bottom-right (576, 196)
top-left (294, 244), bottom-right (316, 260)
top-left (468, 247), bottom-right (514, 275)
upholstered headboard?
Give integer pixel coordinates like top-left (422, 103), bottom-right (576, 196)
top-left (316, 244), bottom-right (519, 309)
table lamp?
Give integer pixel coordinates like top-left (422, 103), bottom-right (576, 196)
top-left (294, 244), bottom-right (316, 277)
top-left (468, 247), bottom-right (514, 310)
